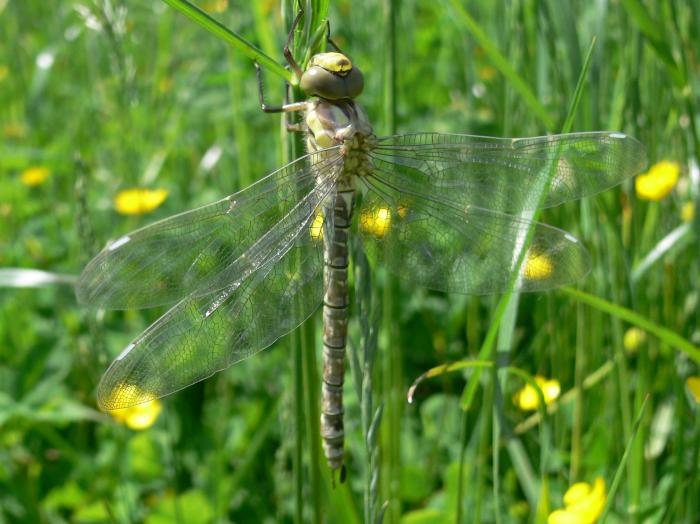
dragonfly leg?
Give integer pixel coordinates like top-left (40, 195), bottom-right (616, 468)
top-left (325, 20), bottom-right (344, 54)
top-left (254, 62), bottom-right (306, 114)
top-left (283, 8), bottom-right (304, 79)
top-left (254, 63), bottom-right (306, 132)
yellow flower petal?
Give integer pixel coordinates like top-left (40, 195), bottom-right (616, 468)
top-left (524, 251), bottom-right (554, 281)
top-left (551, 477), bottom-right (606, 524)
top-left (635, 161), bottom-right (680, 201)
top-left (548, 509), bottom-right (585, 524)
top-left (360, 206), bottom-right (392, 238)
top-left (542, 379), bottom-right (561, 404)
top-left (107, 385), bottom-right (162, 430)
top-left (514, 376), bottom-right (560, 411)
top-left (687, 376), bottom-right (700, 404)
top-left (681, 202), bottom-right (695, 223)
top-left (564, 477), bottom-right (606, 524)
top-left (563, 481), bottom-right (593, 506)
top-left (114, 188), bottom-right (168, 215)
top-left (310, 212), bottom-right (324, 240)
top-left (0, 65), bottom-right (8, 82)
top-left (111, 399), bottom-right (162, 430)
top-left (20, 166), bottom-right (50, 187)
top-left (514, 384), bottom-right (539, 411)
top-left (623, 327), bottom-right (646, 353)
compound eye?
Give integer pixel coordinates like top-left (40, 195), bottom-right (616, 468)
top-left (300, 54), bottom-right (364, 100)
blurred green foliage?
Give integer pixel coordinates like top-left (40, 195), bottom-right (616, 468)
top-left (1, 0), bottom-right (699, 523)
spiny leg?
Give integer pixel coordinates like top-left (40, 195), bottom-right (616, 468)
top-left (254, 62), bottom-right (305, 132)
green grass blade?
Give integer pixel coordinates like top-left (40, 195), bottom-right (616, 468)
top-left (630, 223), bottom-right (693, 284)
top-left (160, 0), bottom-right (292, 82)
top-left (0, 268), bottom-right (76, 287)
top-left (619, 0), bottom-right (684, 86)
top-left (560, 286), bottom-right (700, 364)
top-left (445, 0), bottom-right (555, 129)
top-left (599, 395), bottom-right (650, 523)
top-left (381, 1), bottom-right (401, 522)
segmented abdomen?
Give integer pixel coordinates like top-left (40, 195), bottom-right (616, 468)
top-left (320, 189), bottom-right (354, 471)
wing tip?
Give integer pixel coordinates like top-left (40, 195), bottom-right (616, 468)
top-left (614, 132), bottom-right (648, 176)
top-left (97, 378), bottom-right (158, 412)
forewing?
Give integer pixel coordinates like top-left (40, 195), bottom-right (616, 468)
top-left (370, 132), bottom-right (646, 213)
top-left (358, 175), bottom-right (590, 294)
top-left (77, 149), bottom-right (342, 309)
top-left (96, 189), bottom-right (332, 410)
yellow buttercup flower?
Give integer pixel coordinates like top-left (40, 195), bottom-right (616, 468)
top-left (513, 375), bottom-right (560, 411)
top-left (360, 206), bottom-right (391, 238)
top-left (548, 477), bottom-right (606, 524)
top-left (20, 166), bottom-right (50, 187)
top-left (108, 385), bottom-right (162, 430)
top-left (114, 188), bottom-right (168, 215)
top-left (635, 161), bottom-right (680, 201)
top-left (110, 399), bottom-right (162, 430)
top-left (310, 212), bottom-right (325, 240)
top-left (687, 376), bottom-right (700, 404)
top-left (623, 327), bottom-right (646, 353)
top-left (524, 251), bottom-right (554, 281)
top-left (200, 0), bottom-right (228, 13)
top-left (681, 202), bottom-right (695, 223)
top-left (0, 65), bottom-right (8, 82)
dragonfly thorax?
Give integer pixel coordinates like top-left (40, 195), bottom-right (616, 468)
top-left (305, 98), bottom-right (375, 193)
top-left (305, 98), bottom-right (373, 150)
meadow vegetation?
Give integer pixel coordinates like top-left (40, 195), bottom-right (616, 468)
top-left (0, 0), bottom-right (698, 522)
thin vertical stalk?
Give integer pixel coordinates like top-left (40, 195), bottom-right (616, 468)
top-left (282, 3), bottom-right (306, 519)
top-left (301, 319), bottom-right (323, 524)
top-left (474, 389), bottom-right (493, 524)
top-left (282, 3), bottom-right (321, 521)
top-left (569, 302), bottom-right (584, 480)
top-left (352, 242), bottom-right (384, 524)
top-left (292, 329), bottom-right (305, 524)
top-left (381, 0), bottom-right (400, 523)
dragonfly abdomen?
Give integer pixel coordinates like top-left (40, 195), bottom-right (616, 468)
top-left (321, 189), bottom-right (354, 471)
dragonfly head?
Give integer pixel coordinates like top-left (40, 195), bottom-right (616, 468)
top-left (300, 52), bottom-right (364, 100)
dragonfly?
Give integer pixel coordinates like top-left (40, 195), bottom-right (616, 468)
top-left (77, 27), bottom-right (646, 474)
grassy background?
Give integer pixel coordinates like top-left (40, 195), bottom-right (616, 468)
top-left (1, 0), bottom-right (699, 522)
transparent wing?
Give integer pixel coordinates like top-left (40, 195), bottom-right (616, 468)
top-left (96, 182), bottom-right (335, 410)
top-left (77, 148), bottom-right (342, 309)
top-left (370, 132), bottom-right (647, 213)
top-left (357, 174), bottom-right (590, 294)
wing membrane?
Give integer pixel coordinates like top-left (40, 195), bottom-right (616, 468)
top-left (371, 132), bottom-right (646, 213)
top-left (77, 149), bottom-right (342, 309)
top-left (96, 184), bottom-right (335, 409)
top-left (358, 173), bottom-right (590, 294)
